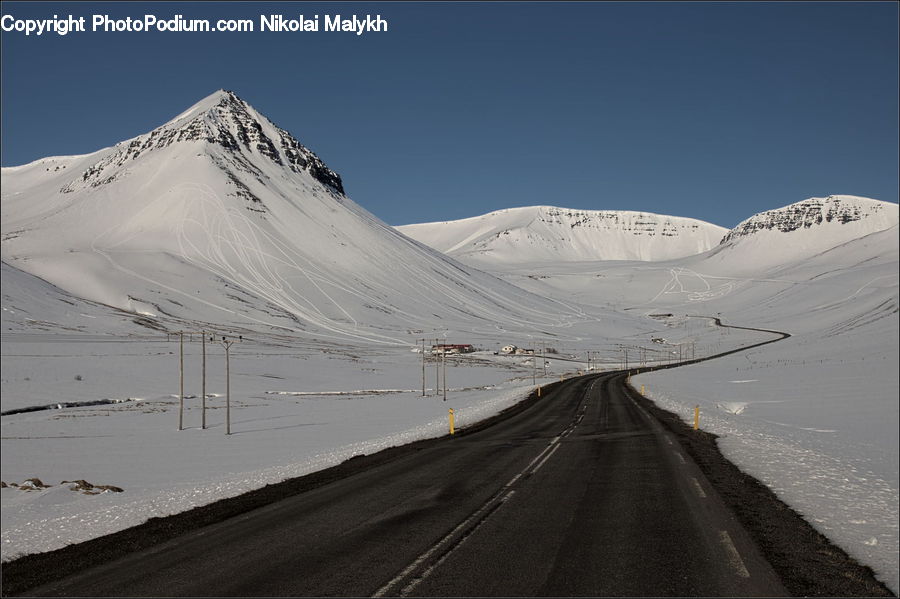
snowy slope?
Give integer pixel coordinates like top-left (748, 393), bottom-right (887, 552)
top-left (705, 195), bottom-right (898, 273)
top-left (1, 261), bottom-right (146, 335)
top-left (397, 206), bottom-right (727, 266)
top-left (1, 91), bottom-right (617, 344)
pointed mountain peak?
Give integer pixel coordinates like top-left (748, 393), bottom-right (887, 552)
top-left (60, 90), bottom-right (344, 196)
top-left (163, 89), bottom-right (246, 127)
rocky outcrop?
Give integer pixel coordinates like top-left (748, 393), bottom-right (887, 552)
top-left (720, 195), bottom-right (894, 244)
top-left (61, 90), bottom-right (343, 198)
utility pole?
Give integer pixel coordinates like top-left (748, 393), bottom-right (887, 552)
top-left (215, 334), bottom-right (242, 435)
top-left (442, 349), bottom-right (447, 401)
top-left (225, 339), bottom-right (231, 435)
top-left (434, 338), bottom-right (439, 394)
top-left (624, 347), bottom-right (629, 371)
top-left (221, 337), bottom-right (235, 435)
top-left (201, 331), bottom-right (207, 429)
top-left (421, 338), bottom-right (426, 397)
top-left (532, 340), bottom-right (536, 385)
top-left (542, 341), bottom-right (547, 377)
top-left (179, 331), bottom-right (184, 431)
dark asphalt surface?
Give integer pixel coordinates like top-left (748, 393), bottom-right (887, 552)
top-left (16, 372), bottom-right (789, 597)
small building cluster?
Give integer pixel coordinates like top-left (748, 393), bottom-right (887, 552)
top-left (432, 344), bottom-right (476, 354)
top-left (500, 345), bottom-right (535, 355)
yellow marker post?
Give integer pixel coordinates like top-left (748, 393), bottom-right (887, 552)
top-left (640, 384), bottom-right (645, 395)
top-left (693, 405), bottom-right (700, 430)
top-left (449, 409), bottom-right (455, 435)
top-left (537, 386), bottom-right (542, 397)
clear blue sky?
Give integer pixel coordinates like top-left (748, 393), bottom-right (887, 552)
top-left (2, 2), bottom-right (897, 227)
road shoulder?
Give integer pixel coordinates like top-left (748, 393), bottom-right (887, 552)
top-left (625, 380), bottom-right (894, 597)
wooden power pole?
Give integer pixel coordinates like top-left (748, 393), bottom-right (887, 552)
top-left (179, 331), bottom-right (184, 431)
top-left (421, 338), bottom-right (426, 397)
top-left (201, 332), bottom-right (207, 429)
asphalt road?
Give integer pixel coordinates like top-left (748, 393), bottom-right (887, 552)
top-left (22, 372), bottom-right (788, 597)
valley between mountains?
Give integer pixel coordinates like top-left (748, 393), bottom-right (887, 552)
top-left (2, 90), bottom-right (897, 594)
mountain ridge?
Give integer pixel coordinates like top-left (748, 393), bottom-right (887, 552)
top-left (721, 195), bottom-right (896, 243)
top-left (1, 90), bottom-right (607, 342)
top-left (398, 197), bottom-right (898, 268)
top-left (397, 205), bottom-right (728, 265)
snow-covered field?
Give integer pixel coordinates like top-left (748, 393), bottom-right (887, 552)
top-left (0, 334), bottom-right (545, 561)
top-left (1, 89), bottom-right (897, 593)
top-left (0, 262), bottom-right (764, 566)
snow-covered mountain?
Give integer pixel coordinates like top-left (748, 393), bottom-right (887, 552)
top-left (0, 90), bottom-right (603, 343)
top-left (397, 206), bottom-right (728, 266)
top-left (472, 196), bottom-right (897, 308)
top-left (722, 195), bottom-right (896, 242)
top-left (706, 195), bottom-right (898, 272)
top-left (400, 196), bottom-right (897, 276)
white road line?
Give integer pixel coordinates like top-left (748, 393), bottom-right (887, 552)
top-left (504, 472), bottom-right (523, 488)
top-left (718, 530), bottom-right (751, 578)
top-left (519, 442), bottom-right (558, 478)
top-left (378, 429), bottom-right (566, 596)
top-left (674, 451), bottom-right (686, 464)
top-left (399, 490), bottom-right (517, 597)
top-left (371, 490), bottom-right (504, 598)
top-left (531, 444), bottom-right (561, 474)
top-left (690, 477), bottom-right (707, 498)
top-left (375, 381), bottom-right (597, 596)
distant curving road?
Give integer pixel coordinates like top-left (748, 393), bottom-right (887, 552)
top-left (20, 372), bottom-right (787, 596)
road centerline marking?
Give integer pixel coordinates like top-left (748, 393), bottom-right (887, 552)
top-left (373, 382), bottom-right (597, 597)
top-left (371, 487), bottom-right (509, 598)
top-left (531, 443), bottom-right (561, 474)
top-left (397, 490), bottom-right (518, 597)
top-left (690, 477), bottom-right (707, 498)
top-left (718, 530), bottom-right (751, 578)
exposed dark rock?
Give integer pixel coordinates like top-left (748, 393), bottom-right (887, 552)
top-left (60, 91), bottom-right (344, 196)
top-left (721, 196), bottom-right (883, 244)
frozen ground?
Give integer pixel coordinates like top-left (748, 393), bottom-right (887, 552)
top-left (1, 302), bottom-right (757, 565)
top-left (0, 334), bottom-right (550, 560)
